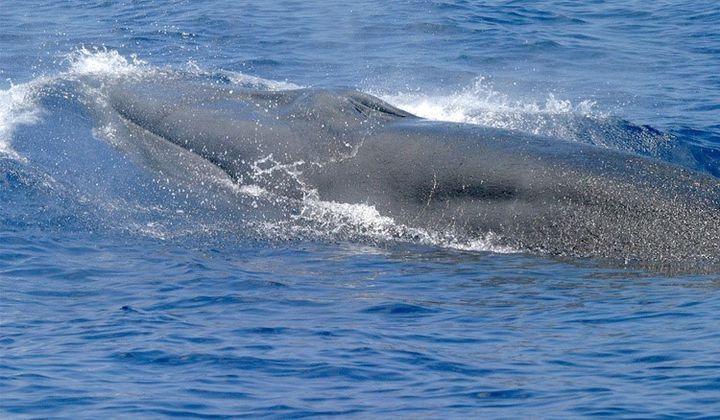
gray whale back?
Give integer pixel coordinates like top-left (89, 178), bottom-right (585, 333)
top-left (107, 80), bottom-right (720, 270)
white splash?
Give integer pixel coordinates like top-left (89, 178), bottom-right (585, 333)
top-left (299, 199), bottom-right (398, 235)
top-left (237, 184), bottom-right (268, 197)
top-left (445, 233), bottom-right (516, 254)
top-left (66, 47), bottom-right (155, 79)
top-left (373, 77), bottom-right (602, 138)
top-left (295, 198), bottom-right (516, 254)
top-left (0, 81), bottom-right (41, 160)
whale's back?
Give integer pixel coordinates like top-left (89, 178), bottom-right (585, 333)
top-left (105, 82), bottom-right (720, 272)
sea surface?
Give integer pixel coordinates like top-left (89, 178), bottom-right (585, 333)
top-left (2, 1), bottom-right (720, 417)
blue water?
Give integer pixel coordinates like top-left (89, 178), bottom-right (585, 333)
top-left (2, 1), bottom-right (720, 417)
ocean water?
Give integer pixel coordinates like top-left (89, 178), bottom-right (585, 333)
top-left (2, 1), bottom-right (720, 417)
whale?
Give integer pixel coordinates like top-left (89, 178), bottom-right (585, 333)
top-left (103, 79), bottom-right (720, 270)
